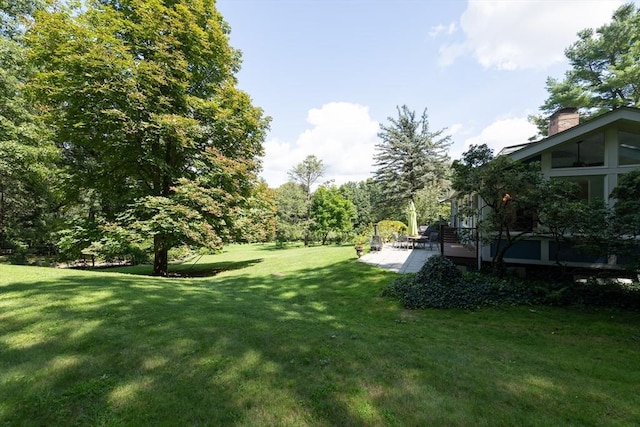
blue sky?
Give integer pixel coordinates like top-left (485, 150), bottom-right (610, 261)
top-left (216, 0), bottom-right (630, 188)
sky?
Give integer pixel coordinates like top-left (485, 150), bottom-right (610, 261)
top-left (216, 0), bottom-right (631, 188)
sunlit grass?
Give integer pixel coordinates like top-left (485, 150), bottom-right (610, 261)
top-left (1, 244), bottom-right (639, 425)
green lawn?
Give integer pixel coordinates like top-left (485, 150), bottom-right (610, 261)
top-left (1, 244), bottom-right (639, 426)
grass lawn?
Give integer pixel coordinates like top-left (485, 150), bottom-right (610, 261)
top-left (1, 244), bottom-right (639, 426)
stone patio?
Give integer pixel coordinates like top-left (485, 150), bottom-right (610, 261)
top-left (358, 244), bottom-right (439, 273)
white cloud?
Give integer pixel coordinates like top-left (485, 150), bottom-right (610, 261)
top-left (450, 116), bottom-right (538, 160)
top-left (440, 0), bottom-right (624, 70)
top-left (429, 22), bottom-right (457, 37)
top-left (259, 102), bottom-right (379, 188)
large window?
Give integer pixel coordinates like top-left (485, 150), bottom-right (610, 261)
top-left (556, 175), bottom-right (605, 203)
top-left (551, 133), bottom-right (604, 168)
top-left (618, 130), bottom-right (640, 166)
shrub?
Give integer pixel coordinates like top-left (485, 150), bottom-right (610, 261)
top-left (382, 265), bottom-right (640, 310)
top-left (415, 256), bottom-right (462, 286)
top-left (376, 220), bottom-right (407, 242)
top-left (381, 274), bottom-right (415, 299)
top-left (8, 243), bottom-right (28, 265)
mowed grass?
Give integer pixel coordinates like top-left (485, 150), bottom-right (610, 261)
top-left (1, 244), bottom-right (639, 426)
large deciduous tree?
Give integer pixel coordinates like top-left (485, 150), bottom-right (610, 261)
top-left (532, 3), bottom-right (640, 135)
top-left (27, 0), bottom-right (269, 275)
top-left (373, 105), bottom-right (451, 216)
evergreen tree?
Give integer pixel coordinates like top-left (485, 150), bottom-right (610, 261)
top-left (532, 3), bottom-right (640, 135)
top-left (373, 105), bottom-right (451, 214)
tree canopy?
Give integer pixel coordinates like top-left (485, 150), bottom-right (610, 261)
top-left (533, 3), bottom-right (640, 135)
top-left (26, 0), bottom-right (269, 275)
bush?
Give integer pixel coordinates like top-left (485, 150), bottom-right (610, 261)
top-left (415, 256), bottom-right (462, 287)
top-left (8, 243), bottom-right (28, 265)
top-left (382, 264), bottom-right (640, 310)
top-left (376, 220), bottom-right (407, 242)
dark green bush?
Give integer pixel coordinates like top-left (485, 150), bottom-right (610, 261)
top-left (382, 267), bottom-right (640, 310)
top-left (415, 256), bottom-right (462, 286)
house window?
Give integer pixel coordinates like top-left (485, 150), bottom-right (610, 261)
top-left (551, 133), bottom-right (604, 168)
top-left (555, 175), bottom-right (605, 203)
top-left (618, 131), bottom-right (640, 166)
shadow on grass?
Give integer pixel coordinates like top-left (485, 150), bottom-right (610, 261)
top-left (102, 258), bottom-right (264, 278)
top-left (1, 257), bottom-right (640, 425)
top-left (0, 259), bottom-right (399, 425)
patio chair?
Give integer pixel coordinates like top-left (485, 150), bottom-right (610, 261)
top-left (397, 234), bottom-right (409, 249)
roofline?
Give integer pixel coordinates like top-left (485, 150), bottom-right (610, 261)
top-left (509, 107), bottom-right (640, 161)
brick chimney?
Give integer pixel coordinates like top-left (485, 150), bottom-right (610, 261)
top-left (548, 107), bottom-right (579, 136)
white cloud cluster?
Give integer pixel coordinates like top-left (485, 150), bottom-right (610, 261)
top-left (438, 0), bottom-right (624, 70)
top-left (451, 116), bottom-right (538, 160)
top-left (260, 102), bottom-right (379, 188)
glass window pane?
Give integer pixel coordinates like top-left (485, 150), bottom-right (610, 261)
top-left (551, 133), bottom-right (604, 168)
top-left (556, 175), bottom-right (605, 202)
top-left (619, 131), bottom-right (640, 165)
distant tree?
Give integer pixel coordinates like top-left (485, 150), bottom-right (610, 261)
top-left (310, 186), bottom-right (355, 245)
top-left (234, 180), bottom-right (277, 243)
top-left (413, 184), bottom-right (450, 226)
top-left (287, 155), bottom-right (325, 245)
top-left (339, 181), bottom-right (373, 233)
top-left (27, 0), bottom-right (269, 275)
top-left (532, 3), bottom-right (640, 136)
top-left (274, 182), bottom-right (307, 244)
top-left (288, 155), bottom-right (326, 198)
top-left (373, 105), bottom-right (451, 212)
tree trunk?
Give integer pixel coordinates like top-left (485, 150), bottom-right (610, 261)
top-left (153, 233), bottom-right (169, 276)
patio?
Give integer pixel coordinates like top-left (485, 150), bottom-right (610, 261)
top-left (358, 244), bottom-right (439, 273)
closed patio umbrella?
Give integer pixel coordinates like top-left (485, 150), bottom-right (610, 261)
top-left (407, 200), bottom-right (418, 237)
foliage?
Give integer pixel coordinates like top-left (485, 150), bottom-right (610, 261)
top-left (452, 144), bottom-right (543, 272)
top-left (26, 0), bottom-right (269, 275)
top-left (310, 185), bottom-right (355, 245)
top-left (287, 154), bottom-right (325, 196)
top-left (287, 155), bottom-right (325, 246)
top-left (382, 256), bottom-right (540, 310)
top-left (610, 169), bottom-right (640, 237)
top-left (0, 23), bottom-right (58, 252)
top-left (373, 105), bottom-right (451, 214)
top-left (414, 255), bottom-right (462, 286)
top-left (233, 180), bottom-right (277, 243)
top-left (413, 184), bottom-right (451, 226)
top-left (339, 180), bottom-right (374, 233)
top-left (274, 182), bottom-right (307, 244)
top-left (375, 219), bottom-right (407, 242)
top-left (533, 3), bottom-right (640, 135)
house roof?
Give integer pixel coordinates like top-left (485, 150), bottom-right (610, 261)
top-left (507, 107), bottom-right (640, 161)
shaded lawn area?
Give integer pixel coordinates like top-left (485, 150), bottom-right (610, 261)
top-left (1, 244), bottom-right (639, 426)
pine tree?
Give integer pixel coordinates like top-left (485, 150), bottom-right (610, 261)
top-left (373, 105), bottom-right (451, 215)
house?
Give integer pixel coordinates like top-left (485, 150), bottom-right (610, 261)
top-left (451, 107), bottom-right (640, 270)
